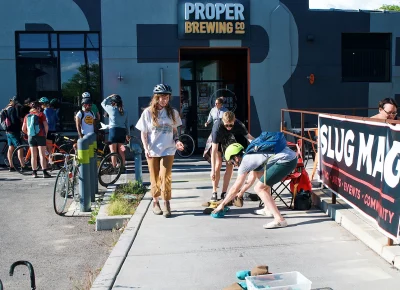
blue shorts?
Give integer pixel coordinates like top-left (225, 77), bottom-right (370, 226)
top-left (108, 127), bottom-right (126, 144)
top-left (6, 133), bottom-right (22, 147)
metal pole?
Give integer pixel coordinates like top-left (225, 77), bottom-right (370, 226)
top-left (87, 133), bottom-right (95, 203)
top-left (93, 134), bottom-right (98, 195)
top-left (130, 142), bottom-right (143, 182)
top-left (78, 137), bottom-right (91, 212)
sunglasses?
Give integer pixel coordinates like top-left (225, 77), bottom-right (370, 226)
top-left (383, 108), bottom-right (397, 116)
top-left (224, 123), bottom-right (234, 128)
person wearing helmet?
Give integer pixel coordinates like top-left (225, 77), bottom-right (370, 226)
top-left (82, 92), bottom-right (100, 120)
top-left (75, 98), bottom-right (96, 139)
top-left (135, 84), bottom-right (184, 218)
top-left (101, 94), bottom-right (130, 171)
top-left (212, 138), bottom-right (298, 229)
top-left (40, 97), bottom-right (58, 154)
top-left (205, 111), bottom-right (254, 202)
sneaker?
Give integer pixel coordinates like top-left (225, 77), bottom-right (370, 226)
top-left (20, 166), bottom-right (28, 173)
top-left (254, 209), bottom-right (273, 217)
top-left (210, 192), bottom-right (218, 202)
top-left (152, 201), bottom-right (163, 215)
top-left (163, 201), bottom-right (171, 218)
top-left (43, 170), bottom-right (52, 178)
top-left (233, 196), bottom-right (244, 208)
top-left (32, 170), bottom-right (38, 178)
top-left (263, 220), bottom-right (288, 229)
top-left (9, 167), bottom-right (16, 172)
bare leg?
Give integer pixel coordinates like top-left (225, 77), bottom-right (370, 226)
top-left (38, 146), bottom-right (48, 170)
top-left (254, 180), bottom-right (285, 222)
top-left (222, 162), bottom-right (234, 193)
top-left (117, 143), bottom-right (125, 165)
top-left (31, 147), bottom-right (38, 170)
top-left (109, 144), bottom-right (118, 167)
top-left (7, 145), bottom-right (14, 168)
top-left (212, 152), bottom-right (222, 192)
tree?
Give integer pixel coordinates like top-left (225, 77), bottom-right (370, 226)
top-left (61, 63), bottom-right (101, 105)
top-left (379, 4), bottom-right (400, 11)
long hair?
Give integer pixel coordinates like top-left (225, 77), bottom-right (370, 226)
top-left (109, 94), bottom-right (124, 116)
top-left (149, 94), bottom-right (176, 126)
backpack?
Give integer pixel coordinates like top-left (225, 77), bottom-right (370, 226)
top-left (0, 108), bottom-right (12, 131)
top-left (244, 132), bottom-right (287, 155)
top-left (294, 190), bottom-right (312, 210)
top-left (26, 113), bottom-right (40, 136)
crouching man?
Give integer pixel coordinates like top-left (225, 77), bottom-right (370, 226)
top-left (212, 141), bottom-right (297, 229)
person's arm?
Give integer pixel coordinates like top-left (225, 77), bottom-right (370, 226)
top-left (101, 97), bottom-right (113, 114)
top-left (210, 142), bottom-right (218, 180)
top-left (141, 131), bottom-right (151, 158)
top-left (213, 172), bottom-right (248, 213)
top-left (43, 120), bottom-right (48, 136)
top-left (245, 133), bottom-right (255, 142)
top-left (173, 127), bottom-right (184, 151)
top-left (22, 117), bottom-right (27, 134)
top-left (76, 114), bottom-right (83, 138)
top-left (237, 171), bottom-right (257, 198)
top-left (125, 112), bottom-right (130, 141)
top-left (205, 109), bottom-right (213, 127)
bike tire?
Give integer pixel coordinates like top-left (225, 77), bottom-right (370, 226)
top-left (12, 144), bottom-right (37, 175)
top-left (53, 167), bottom-right (69, 215)
top-left (176, 134), bottom-right (195, 158)
top-left (98, 152), bottom-right (123, 187)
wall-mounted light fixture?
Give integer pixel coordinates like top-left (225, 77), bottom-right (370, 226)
top-left (307, 34), bottom-right (314, 42)
top-left (117, 72), bottom-right (124, 82)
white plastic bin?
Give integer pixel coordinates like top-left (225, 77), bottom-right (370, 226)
top-left (245, 271), bottom-right (312, 290)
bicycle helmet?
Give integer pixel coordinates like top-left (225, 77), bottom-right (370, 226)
top-left (153, 84), bottom-right (172, 95)
top-left (81, 98), bottom-right (92, 105)
top-left (82, 92), bottom-right (91, 98)
top-left (224, 143), bottom-right (244, 161)
top-left (50, 98), bottom-right (58, 105)
top-left (39, 97), bottom-right (49, 104)
top-left (9, 96), bottom-right (18, 103)
top-left (110, 94), bottom-right (122, 104)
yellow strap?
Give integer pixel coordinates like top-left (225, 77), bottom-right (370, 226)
top-left (78, 149), bottom-right (90, 164)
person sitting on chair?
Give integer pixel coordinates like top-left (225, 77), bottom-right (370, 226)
top-left (212, 141), bottom-right (297, 229)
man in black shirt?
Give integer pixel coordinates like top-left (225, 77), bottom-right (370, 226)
top-left (208, 111), bottom-right (254, 201)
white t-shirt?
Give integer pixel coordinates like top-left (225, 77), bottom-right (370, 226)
top-left (135, 108), bottom-right (182, 157)
top-left (76, 110), bottom-right (95, 135)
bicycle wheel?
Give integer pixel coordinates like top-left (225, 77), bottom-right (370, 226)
top-left (176, 134), bottom-right (195, 158)
top-left (53, 167), bottom-right (69, 215)
top-left (12, 144), bottom-right (38, 175)
top-left (98, 152), bottom-right (123, 187)
top-left (69, 164), bottom-right (80, 203)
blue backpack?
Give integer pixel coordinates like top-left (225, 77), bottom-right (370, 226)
top-left (244, 132), bottom-right (287, 155)
top-left (27, 113), bottom-right (40, 136)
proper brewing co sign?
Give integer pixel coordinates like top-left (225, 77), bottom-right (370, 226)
top-left (177, 0), bottom-right (250, 39)
top-left (318, 114), bottom-right (400, 240)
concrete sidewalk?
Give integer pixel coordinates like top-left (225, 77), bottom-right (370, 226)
top-left (92, 157), bottom-right (400, 290)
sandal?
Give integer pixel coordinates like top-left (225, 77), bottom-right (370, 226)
top-left (263, 220), bottom-right (288, 229)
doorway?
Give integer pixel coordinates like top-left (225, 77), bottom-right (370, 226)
top-left (179, 48), bottom-right (249, 151)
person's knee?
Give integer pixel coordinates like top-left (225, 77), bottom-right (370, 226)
top-left (255, 181), bottom-right (268, 193)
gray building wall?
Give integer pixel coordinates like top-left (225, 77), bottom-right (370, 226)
top-left (2, 0), bottom-right (400, 134)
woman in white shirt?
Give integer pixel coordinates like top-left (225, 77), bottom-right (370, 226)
top-left (135, 84), bottom-right (184, 218)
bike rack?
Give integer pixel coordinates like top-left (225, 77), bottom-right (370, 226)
top-left (9, 260), bottom-right (36, 290)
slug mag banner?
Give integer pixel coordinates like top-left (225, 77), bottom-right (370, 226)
top-left (319, 114), bottom-right (400, 240)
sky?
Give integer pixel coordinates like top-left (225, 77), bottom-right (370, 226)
top-left (309, 0), bottom-right (400, 10)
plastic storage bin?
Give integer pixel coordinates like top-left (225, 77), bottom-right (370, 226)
top-left (245, 271), bottom-right (312, 290)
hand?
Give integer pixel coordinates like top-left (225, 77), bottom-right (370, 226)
top-left (176, 141), bottom-right (184, 151)
top-left (126, 135), bottom-right (131, 141)
top-left (212, 203), bottom-right (224, 214)
top-left (210, 171), bottom-right (215, 181)
top-left (145, 149), bottom-right (152, 159)
top-left (204, 122), bottom-right (208, 127)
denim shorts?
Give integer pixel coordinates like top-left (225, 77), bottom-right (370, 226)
top-left (108, 127), bottom-right (126, 144)
top-left (28, 136), bottom-right (46, 147)
top-left (6, 133), bottom-right (22, 147)
top-left (259, 158), bottom-right (298, 186)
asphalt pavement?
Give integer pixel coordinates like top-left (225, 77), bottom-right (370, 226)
top-left (0, 167), bottom-right (117, 290)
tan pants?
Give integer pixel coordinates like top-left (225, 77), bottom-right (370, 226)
top-left (147, 155), bottom-right (174, 201)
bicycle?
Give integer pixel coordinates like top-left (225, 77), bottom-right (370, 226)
top-left (12, 134), bottom-right (76, 175)
top-left (97, 151), bottom-right (123, 188)
top-left (53, 152), bottom-right (80, 215)
top-left (0, 131), bottom-right (28, 168)
top-left (176, 127), bottom-right (195, 158)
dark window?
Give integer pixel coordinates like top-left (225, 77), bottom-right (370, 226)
top-left (342, 33), bottom-right (391, 82)
top-left (59, 33), bottom-right (85, 48)
top-left (19, 34), bottom-right (49, 49)
top-left (16, 32), bottom-right (101, 132)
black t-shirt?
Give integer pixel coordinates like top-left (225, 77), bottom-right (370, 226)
top-left (3, 105), bottom-right (22, 133)
top-left (211, 119), bottom-right (248, 144)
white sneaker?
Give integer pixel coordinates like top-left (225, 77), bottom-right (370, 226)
top-left (263, 220), bottom-right (288, 229)
top-left (254, 209), bottom-right (273, 217)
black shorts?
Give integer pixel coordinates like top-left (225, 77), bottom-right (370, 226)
top-left (28, 136), bottom-right (46, 147)
top-left (108, 127), bottom-right (126, 144)
top-left (47, 131), bottom-right (56, 142)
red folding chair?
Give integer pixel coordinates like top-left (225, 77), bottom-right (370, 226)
top-left (259, 142), bottom-right (304, 209)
